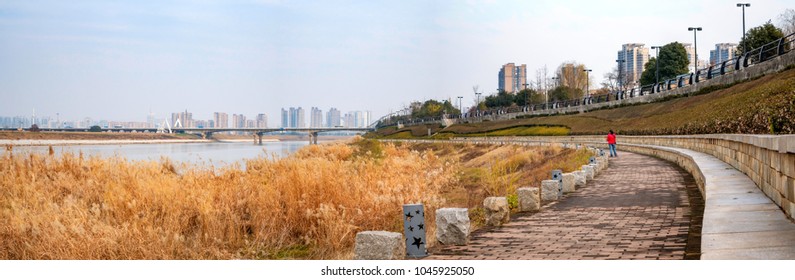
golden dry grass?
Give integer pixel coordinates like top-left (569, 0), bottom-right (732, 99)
top-left (403, 142), bottom-right (592, 211)
top-left (0, 140), bottom-right (456, 259)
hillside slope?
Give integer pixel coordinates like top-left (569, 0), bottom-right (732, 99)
top-left (375, 67), bottom-right (795, 137)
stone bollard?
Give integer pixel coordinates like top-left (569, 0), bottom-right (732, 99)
top-left (354, 231), bottom-right (405, 260)
top-left (582, 165), bottom-right (595, 180)
top-left (589, 163), bottom-right (599, 176)
top-left (541, 180), bottom-right (560, 202)
top-left (562, 173), bottom-right (575, 193)
top-left (573, 171), bottom-right (586, 187)
top-left (403, 204), bottom-right (427, 257)
top-left (551, 169), bottom-right (563, 197)
top-left (483, 197), bottom-right (510, 226)
top-left (435, 208), bottom-right (470, 245)
top-left (517, 187), bottom-right (540, 211)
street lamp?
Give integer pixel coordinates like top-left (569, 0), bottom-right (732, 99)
top-left (583, 69), bottom-right (592, 97)
top-left (475, 92), bottom-right (482, 113)
top-left (615, 59), bottom-right (624, 94)
top-left (522, 82), bottom-right (530, 106)
top-left (737, 3), bottom-right (751, 54)
top-left (688, 27), bottom-right (702, 71)
top-left (550, 77), bottom-right (558, 104)
top-left (457, 96), bottom-right (463, 114)
top-left (651, 46), bottom-right (662, 87)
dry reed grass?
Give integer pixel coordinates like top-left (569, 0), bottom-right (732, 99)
top-left (0, 139), bottom-right (455, 259)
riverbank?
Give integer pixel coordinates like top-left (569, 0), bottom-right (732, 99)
top-left (0, 139), bottom-right (212, 146)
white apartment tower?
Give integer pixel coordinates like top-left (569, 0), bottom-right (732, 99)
top-left (310, 107), bottom-right (323, 128)
top-left (616, 43), bottom-right (649, 86)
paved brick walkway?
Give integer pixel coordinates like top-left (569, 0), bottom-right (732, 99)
top-left (427, 151), bottom-right (701, 260)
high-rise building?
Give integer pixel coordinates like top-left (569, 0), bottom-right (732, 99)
top-left (281, 108), bottom-right (289, 128)
top-left (213, 112), bottom-right (228, 128)
top-left (710, 43), bottom-right (738, 65)
top-left (682, 43), bottom-right (696, 71)
top-left (147, 111), bottom-right (156, 128)
top-left (171, 110), bottom-right (192, 128)
top-left (326, 108), bottom-right (341, 127)
top-left (245, 119), bottom-right (255, 128)
top-left (285, 107), bottom-right (305, 128)
top-left (617, 43), bottom-right (649, 86)
top-left (310, 107), bottom-right (323, 128)
top-left (256, 113), bottom-right (268, 128)
top-left (498, 63), bottom-right (527, 93)
top-left (232, 114), bottom-right (246, 128)
top-left (343, 112), bottom-right (355, 128)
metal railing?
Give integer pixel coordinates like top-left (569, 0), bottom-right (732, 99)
top-left (376, 32), bottom-right (795, 129)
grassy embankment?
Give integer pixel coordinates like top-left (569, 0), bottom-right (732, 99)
top-left (373, 67), bottom-right (795, 138)
top-left (0, 138), bottom-right (589, 259)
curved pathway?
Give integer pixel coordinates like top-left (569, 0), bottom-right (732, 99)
top-left (427, 151), bottom-right (703, 260)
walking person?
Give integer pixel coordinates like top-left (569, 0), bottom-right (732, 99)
top-left (607, 130), bottom-right (617, 157)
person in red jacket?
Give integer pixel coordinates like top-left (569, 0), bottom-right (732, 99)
top-left (607, 130), bottom-right (617, 157)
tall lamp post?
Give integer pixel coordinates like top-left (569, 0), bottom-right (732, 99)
top-left (651, 46), bottom-right (662, 88)
top-left (737, 3), bottom-right (750, 54)
top-left (475, 92), bottom-right (482, 113)
top-left (457, 96), bottom-right (463, 115)
top-left (522, 82), bottom-right (529, 107)
top-left (615, 59), bottom-right (624, 94)
top-left (688, 27), bottom-right (702, 71)
top-left (583, 69), bottom-right (592, 98)
top-left (550, 77), bottom-right (558, 105)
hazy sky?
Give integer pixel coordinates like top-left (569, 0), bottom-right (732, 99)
top-left (0, 0), bottom-right (791, 126)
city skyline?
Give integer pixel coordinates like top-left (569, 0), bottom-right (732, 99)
top-left (1, 1), bottom-right (791, 123)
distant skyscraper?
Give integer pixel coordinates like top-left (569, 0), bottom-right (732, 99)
top-left (343, 112), bottom-right (354, 128)
top-left (245, 119), bottom-right (255, 128)
top-left (281, 108), bottom-right (289, 128)
top-left (213, 112), bottom-right (228, 128)
top-left (171, 110), bottom-right (192, 128)
top-left (147, 111), bottom-right (156, 128)
top-left (310, 107), bottom-right (323, 128)
top-left (326, 108), bottom-right (341, 127)
top-left (232, 114), bottom-right (246, 128)
top-left (286, 107), bottom-right (305, 128)
top-left (256, 113), bottom-right (268, 128)
top-left (710, 43), bottom-right (738, 65)
top-left (617, 43), bottom-right (649, 86)
top-left (498, 63), bottom-right (527, 93)
top-left (683, 43), bottom-right (696, 71)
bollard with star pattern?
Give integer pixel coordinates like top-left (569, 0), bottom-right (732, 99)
top-left (402, 204), bottom-right (427, 257)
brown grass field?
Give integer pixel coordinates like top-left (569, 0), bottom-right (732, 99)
top-left (0, 138), bottom-right (588, 259)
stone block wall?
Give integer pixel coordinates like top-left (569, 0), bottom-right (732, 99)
top-left (497, 135), bottom-right (794, 219)
top-left (616, 135), bottom-right (795, 218)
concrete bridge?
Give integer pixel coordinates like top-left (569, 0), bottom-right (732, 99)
top-left (383, 134), bottom-right (795, 259)
top-left (2, 127), bottom-right (374, 144)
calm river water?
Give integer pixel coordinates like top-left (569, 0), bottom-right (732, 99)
top-left (14, 141), bottom-right (312, 167)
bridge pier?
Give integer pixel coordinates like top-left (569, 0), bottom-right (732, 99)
top-left (254, 133), bottom-right (263, 145)
top-left (309, 132), bottom-right (319, 145)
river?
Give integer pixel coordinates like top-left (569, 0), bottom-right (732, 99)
top-left (11, 141), bottom-right (312, 167)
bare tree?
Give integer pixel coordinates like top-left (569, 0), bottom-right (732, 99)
top-left (556, 62), bottom-right (587, 98)
top-left (779, 9), bottom-right (795, 35)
